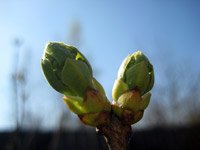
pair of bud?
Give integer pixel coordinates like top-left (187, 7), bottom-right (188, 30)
top-left (41, 42), bottom-right (154, 127)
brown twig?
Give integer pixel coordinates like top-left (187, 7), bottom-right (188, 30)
top-left (97, 114), bottom-right (132, 150)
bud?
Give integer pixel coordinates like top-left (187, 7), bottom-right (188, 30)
top-left (41, 42), bottom-right (111, 126)
top-left (112, 51), bottom-right (154, 125)
top-left (112, 51), bottom-right (154, 101)
top-left (41, 42), bottom-right (93, 97)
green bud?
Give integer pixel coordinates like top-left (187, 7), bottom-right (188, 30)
top-left (112, 51), bottom-right (154, 101)
top-left (41, 42), bottom-right (111, 127)
top-left (112, 51), bottom-right (154, 125)
top-left (41, 42), bottom-right (93, 97)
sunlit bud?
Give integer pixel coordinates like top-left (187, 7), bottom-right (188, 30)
top-left (112, 51), bottom-right (154, 101)
top-left (41, 42), bottom-right (93, 97)
top-left (41, 42), bottom-right (111, 127)
top-left (112, 51), bottom-right (154, 125)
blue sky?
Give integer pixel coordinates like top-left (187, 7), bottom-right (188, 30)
top-left (0, 0), bottom-right (200, 130)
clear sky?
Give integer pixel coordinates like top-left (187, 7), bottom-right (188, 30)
top-left (0, 0), bottom-right (200, 130)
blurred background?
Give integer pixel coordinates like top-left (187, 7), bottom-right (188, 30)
top-left (0, 0), bottom-right (200, 149)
